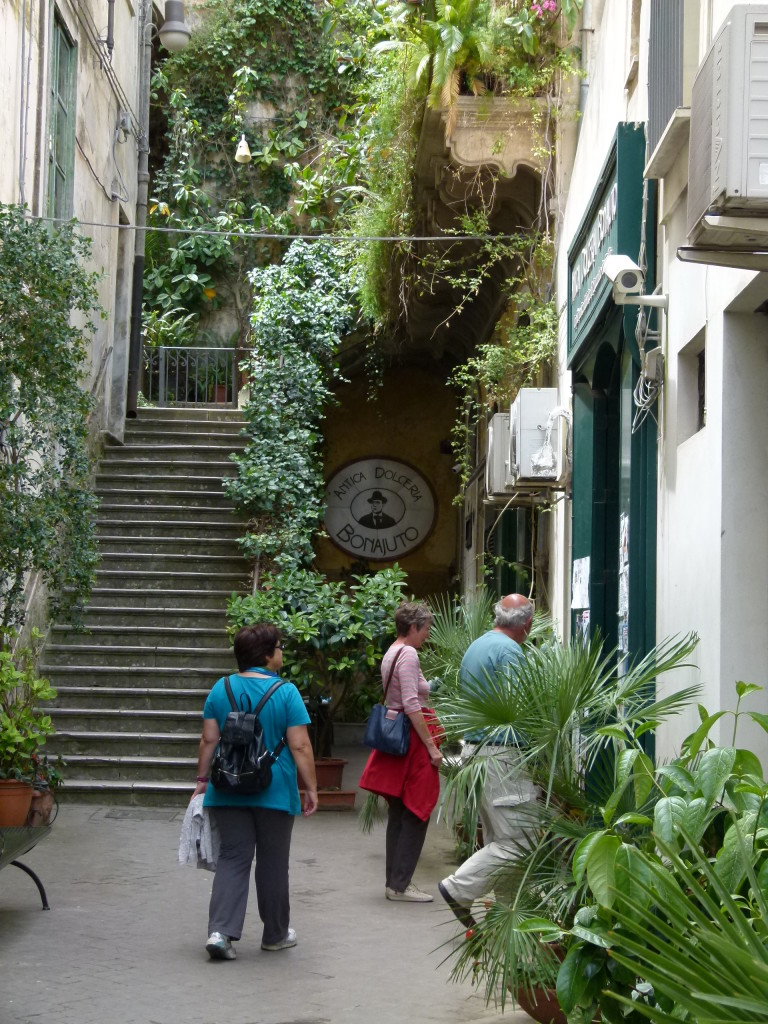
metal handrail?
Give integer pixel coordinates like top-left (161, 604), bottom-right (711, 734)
top-left (141, 345), bottom-right (241, 408)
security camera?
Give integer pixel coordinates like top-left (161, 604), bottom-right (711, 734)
top-left (603, 254), bottom-right (645, 295)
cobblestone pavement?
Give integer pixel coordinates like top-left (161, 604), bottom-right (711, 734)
top-left (0, 748), bottom-right (530, 1024)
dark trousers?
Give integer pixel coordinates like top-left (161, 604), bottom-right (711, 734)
top-left (385, 796), bottom-right (430, 892)
top-left (209, 806), bottom-right (294, 946)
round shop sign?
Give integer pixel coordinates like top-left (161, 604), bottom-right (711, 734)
top-left (324, 458), bottom-right (436, 561)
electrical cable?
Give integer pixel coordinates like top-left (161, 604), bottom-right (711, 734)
top-left (75, 138), bottom-right (116, 203)
top-left (30, 212), bottom-right (546, 243)
top-left (110, 124), bottom-right (130, 203)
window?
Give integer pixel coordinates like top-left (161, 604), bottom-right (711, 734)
top-left (677, 329), bottom-right (706, 444)
top-left (48, 16), bottom-right (76, 220)
top-left (648, 0), bottom-right (683, 155)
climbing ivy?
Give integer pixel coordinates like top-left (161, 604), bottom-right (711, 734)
top-left (447, 231), bottom-right (557, 497)
top-left (0, 205), bottom-right (101, 640)
top-left (224, 239), bottom-right (357, 569)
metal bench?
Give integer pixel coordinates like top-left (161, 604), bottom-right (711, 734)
top-left (0, 826), bottom-right (52, 909)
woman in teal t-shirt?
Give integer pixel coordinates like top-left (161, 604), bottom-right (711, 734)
top-left (190, 624), bottom-right (317, 961)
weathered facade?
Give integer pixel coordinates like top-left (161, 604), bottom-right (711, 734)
top-left (552, 0), bottom-right (768, 762)
top-left (2, 0), bottom-right (150, 439)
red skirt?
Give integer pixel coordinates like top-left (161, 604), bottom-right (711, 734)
top-left (359, 709), bottom-right (442, 822)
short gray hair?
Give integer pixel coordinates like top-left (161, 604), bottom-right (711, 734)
top-left (394, 601), bottom-right (434, 636)
top-left (493, 599), bottom-right (534, 630)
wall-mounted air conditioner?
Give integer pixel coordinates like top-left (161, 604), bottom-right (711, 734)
top-left (687, 5), bottom-right (768, 247)
top-left (509, 388), bottom-right (563, 487)
top-left (486, 412), bottom-right (512, 497)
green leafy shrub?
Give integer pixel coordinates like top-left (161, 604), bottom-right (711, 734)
top-left (0, 632), bottom-right (57, 782)
top-left (0, 204), bottom-right (101, 635)
top-left (228, 565), bottom-right (408, 750)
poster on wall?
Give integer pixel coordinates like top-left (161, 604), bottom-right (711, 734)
top-left (323, 457), bottom-right (436, 561)
top-left (618, 513), bottom-right (629, 661)
top-left (571, 556), bottom-right (590, 609)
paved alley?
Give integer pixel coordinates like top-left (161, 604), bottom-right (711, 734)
top-left (0, 747), bottom-right (530, 1024)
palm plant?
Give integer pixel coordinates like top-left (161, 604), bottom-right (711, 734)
top-left (605, 836), bottom-right (768, 1024)
top-left (430, 630), bottom-right (700, 1008)
top-left (421, 590), bottom-right (554, 857)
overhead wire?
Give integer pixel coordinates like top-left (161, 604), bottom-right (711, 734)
top-left (32, 212), bottom-right (539, 243)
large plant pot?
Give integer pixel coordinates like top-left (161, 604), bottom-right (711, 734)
top-left (27, 789), bottom-right (55, 826)
top-left (516, 987), bottom-right (567, 1024)
top-left (314, 757), bottom-right (348, 790)
top-left (0, 780), bottom-right (34, 826)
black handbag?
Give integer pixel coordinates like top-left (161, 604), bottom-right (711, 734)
top-left (363, 648), bottom-right (411, 756)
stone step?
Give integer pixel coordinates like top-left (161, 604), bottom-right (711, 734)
top-left (94, 535), bottom-right (243, 556)
top-left (79, 587), bottom-right (237, 609)
top-left (97, 505), bottom-right (243, 528)
top-left (99, 454), bottom-right (240, 472)
top-left (50, 754), bottom-right (198, 782)
top-left (45, 707), bottom-right (203, 733)
top-left (39, 665), bottom-right (222, 687)
top-left (57, 779), bottom-right (193, 806)
top-left (95, 519), bottom-right (243, 539)
top-left (46, 729), bottom-right (200, 754)
top-left (96, 552), bottom-right (248, 574)
top-left (92, 569), bottom-right (249, 591)
top-left (118, 428), bottom-right (246, 447)
top-left (48, 685), bottom-right (210, 709)
top-left (95, 488), bottom-right (237, 509)
top-left (128, 408), bottom-right (244, 424)
top-left (49, 624), bottom-right (229, 650)
top-left (96, 471), bottom-right (236, 492)
top-left (78, 607), bottom-right (228, 628)
top-left (40, 644), bottom-right (233, 668)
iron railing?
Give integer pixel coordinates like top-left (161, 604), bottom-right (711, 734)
top-left (142, 345), bottom-right (240, 407)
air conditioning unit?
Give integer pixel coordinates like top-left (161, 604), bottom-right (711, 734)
top-left (687, 5), bottom-right (768, 247)
top-left (485, 412), bottom-right (513, 497)
top-left (509, 388), bottom-right (563, 486)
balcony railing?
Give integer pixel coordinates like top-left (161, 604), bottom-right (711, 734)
top-left (142, 345), bottom-right (240, 407)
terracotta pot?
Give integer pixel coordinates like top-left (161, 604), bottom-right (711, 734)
top-left (314, 757), bottom-right (348, 790)
top-left (0, 779), bottom-right (34, 827)
top-left (516, 987), bottom-right (567, 1024)
top-left (27, 789), bottom-right (55, 826)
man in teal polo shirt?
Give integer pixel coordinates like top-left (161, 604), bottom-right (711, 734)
top-left (438, 594), bottom-right (536, 928)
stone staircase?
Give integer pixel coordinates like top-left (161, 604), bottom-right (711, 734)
top-left (38, 407), bottom-right (251, 805)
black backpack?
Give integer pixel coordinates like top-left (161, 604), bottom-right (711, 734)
top-left (210, 676), bottom-right (287, 795)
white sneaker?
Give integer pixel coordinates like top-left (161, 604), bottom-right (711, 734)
top-left (386, 884), bottom-right (433, 902)
top-left (261, 927), bottom-right (297, 951)
top-left (206, 932), bottom-right (236, 960)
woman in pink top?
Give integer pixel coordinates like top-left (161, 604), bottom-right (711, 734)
top-left (359, 602), bottom-right (443, 903)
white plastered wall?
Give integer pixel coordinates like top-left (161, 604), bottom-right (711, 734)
top-left (653, 1), bottom-right (768, 764)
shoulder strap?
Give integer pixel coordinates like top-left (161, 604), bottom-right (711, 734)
top-left (254, 679), bottom-right (287, 760)
top-left (223, 676), bottom-right (238, 711)
top-left (381, 647), bottom-right (405, 704)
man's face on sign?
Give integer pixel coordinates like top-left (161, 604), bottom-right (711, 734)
top-left (371, 500), bottom-right (383, 513)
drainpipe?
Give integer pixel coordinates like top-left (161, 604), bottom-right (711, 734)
top-left (125, 0), bottom-right (152, 417)
top-left (578, 0), bottom-right (592, 126)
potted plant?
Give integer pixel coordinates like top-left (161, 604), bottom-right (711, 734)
top-left (0, 632), bottom-right (57, 827)
top-left (428, 623), bottom-right (700, 1012)
top-left (27, 754), bottom-right (64, 826)
top-left (228, 566), bottom-right (408, 804)
top-left (555, 680), bottom-right (768, 1023)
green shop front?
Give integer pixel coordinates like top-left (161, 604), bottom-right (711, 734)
top-left (567, 123), bottom-right (657, 668)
